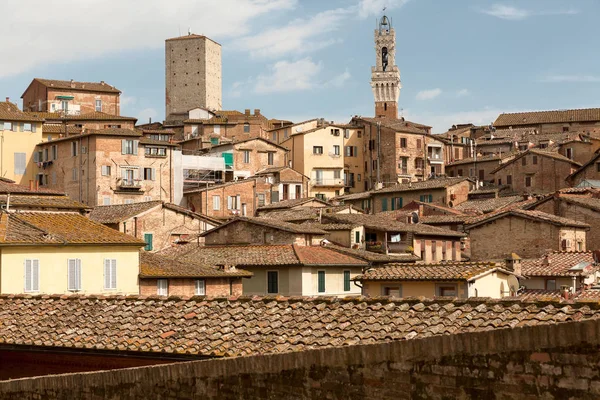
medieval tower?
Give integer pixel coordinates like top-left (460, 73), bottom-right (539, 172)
top-left (371, 15), bottom-right (401, 119)
top-left (165, 34), bottom-right (222, 122)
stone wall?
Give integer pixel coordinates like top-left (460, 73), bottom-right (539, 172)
top-left (3, 318), bottom-right (600, 399)
top-left (139, 277), bottom-right (243, 297)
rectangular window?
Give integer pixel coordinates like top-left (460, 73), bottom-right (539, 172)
top-left (124, 199), bottom-right (134, 205)
top-left (95, 99), bottom-right (102, 112)
top-left (213, 195), bottom-right (221, 210)
top-left (227, 195), bottom-right (241, 210)
top-left (343, 270), bottom-right (351, 292)
top-left (533, 156), bottom-right (538, 165)
top-left (358, 131), bottom-right (362, 138)
top-left (420, 239), bottom-right (425, 260)
top-left (195, 279), bottom-right (206, 295)
top-left (23, 123), bottom-right (32, 132)
top-left (67, 259), bottom-right (82, 291)
top-left (566, 148), bottom-right (574, 160)
top-left (437, 284), bottom-right (457, 297)
top-left (267, 152), bottom-right (274, 165)
top-left (52, 145), bottom-right (58, 160)
top-left (416, 139), bottom-right (422, 148)
top-left (313, 146), bottom-right (323, 155)
top-left (103, 196), bottom-right (111, 206)
top-left (442, 241), bottom-right (447, 261)
top-left (144, 233), bottom-right (153, 251)
top-left (432, 241), bottom-right (437, 260)
top-left (383, 286), bottom-right (402, 297)
top-left (333, 145), bottom-right (340, 155)
top-left (101, 165), bottom-right (111, 176)
top-left (243, 123), bottom-right (250, 133)
top-left (210, 137), bottom-right (219, 145)
top-left (14, 152), bottom-right (26, 175)
top-left (507, 175), bottom-right (512, 185)
top-left (157, 279), bottom-right (168, 296)
top-left (271, 132), bottom-right (277, 142)
top-left (525, 176), bottom-right (532, 187)
top-left (354, 231), bottom-right (360, 244)
top-left (334, 170), bottom-right (341, 179)
top-left (400, 138), bottom-right (407, 148)
top-left (419, 194), bottom-right (433, 203)
top-left (545, 279), bottom-right (556, 290)
top-left (24, 259), bottom-right (40, 292)
top-left (71, 142), bottom-right (78, 157)
top-left (381, 198), bottom-right (388, 211)
top-left (103, 259), bottom-right (117, 290)
top-left (257, 193), bottom-right (265, 207)
top-left (144, 196), bottom-right (152, 202)
top-left (243, 150), bottom-right (250, 163)
top-left (72, 168), bottom-right (78, 181)
top-left (318, 271), bottom-right (326, 293)
top-left (143, 167), bottom-right (155, 181)
top-left (267, 271), bottom-right (278, 294)
top-left (3, 122), bottom-right (12, 131)
top-left (344, 129), bottom-right (350, 139)
top-left (121, 139), bottom-right (138, 155)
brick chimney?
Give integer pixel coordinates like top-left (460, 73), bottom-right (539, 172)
top-left (254, 109), bottom-right (261, 116)
top-left (5, 97), bottom-right (9, 103)
top-left (505, 253), bottom-right (522, 276)
top-left (70, 79), bottom-right (75, 88)
top-left (244, 109), bottom-right (250, 116)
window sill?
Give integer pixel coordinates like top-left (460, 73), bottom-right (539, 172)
top-left (145, 155), bottom-right (167, 158)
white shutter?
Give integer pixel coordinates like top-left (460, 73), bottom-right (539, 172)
top-left (121, 140), bottom-right (127, 154)
top-left (68, 259), bottom-right (76, 290)
top-left (32, 260), bottom-right (39, 291)
top-left (32, 124), bottom-right (36, 133)
top-left (227, 196), bottom-right (232, 210)
top-left (195, 279), bottom-right (205, 295)
top-left (151, 168), bottom-right (156, 181)
top-left (236, 195), bottom-right (241, 210)
top-left (111, 259), bottom-right (117, 289)
top-left (104, 259), bottom-right (111, 289)
top-left (24, 259), bottom-right (32, 292)
top-left (133, 140), bottom-right (139, 155)
top-left (76, 259), bottom-right (82, 290)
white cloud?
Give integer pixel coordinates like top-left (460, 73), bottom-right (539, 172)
top-left (325, 70), bottom-right (352, 88)
top-left (254, 58), bottom-right (322, 94)
top-left (416, 88), bottom-right (442, 101)
top-left (137, 108), bottom-right (158, 124)
top-left (456, 89), bottom-right (470, 97)
top-left (358, 0), bottom-right (411, 18)
top-left (540, 74), bottom-right (600, 83)
top-left (234, 8), bottom-right (351, 59)
top-left (120, 96), bottom-right (137, 107)
top-left (0, 0), bottom-right (297, 78)
top-left (405, 108), bottom-right (504, 134)
top-left (480, 4), bottom-right (579, 20)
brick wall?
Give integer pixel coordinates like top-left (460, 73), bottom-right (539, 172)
top-left (139, 277), bottom-right (242, 296)
top-left (4, 317), bottom-right (600, 399)
top-left (203, 220), bottom-right (313, 246)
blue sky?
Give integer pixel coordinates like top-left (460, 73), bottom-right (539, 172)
top-left (1, 0), bottom-right (598, 133)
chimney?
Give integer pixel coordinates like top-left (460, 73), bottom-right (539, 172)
top-left (5, 97), bottom-right (9, 103)
top-left (29, 180), bottom-right (34, 191)
top-left (244, 109), bottom-right (250, 116)
top-left (36, 180), bottom-right (39, 190)
top-left (561, 286), bottom-right (571, 300)
top-left (505, 253), bottom-right (522, 276)
top-left (100, 81), bottom-right (105, 85)
top-left (149, 117), bottom-right (152, 124)
top-left (70, 79), bottom-right (75, 88)
top-left (254, 109), bottom-right (260, 116)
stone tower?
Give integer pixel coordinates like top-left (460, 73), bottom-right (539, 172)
top-left (165, 34), bottom-right (222, 122)
top-left (371, 15), bottom-right (401, 119)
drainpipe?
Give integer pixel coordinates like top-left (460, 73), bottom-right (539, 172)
top-left (376, 122), bottom-right (381, 185)
top-left (79, 137), bottom-right (83, 202)
top-left (134, 216), bottom-right (138, 238)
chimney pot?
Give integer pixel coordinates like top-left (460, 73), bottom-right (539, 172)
top-left (5, 97), bottom-right (9, 103)
top-left (244, 109), bottom-right (250, 116)
top-left (101, 81), bottom-right (105, 85)
top-left (254, 109), bottom-right (260, 115)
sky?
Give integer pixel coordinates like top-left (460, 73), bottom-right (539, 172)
top-left (1, 0), bottom-right (599, 133)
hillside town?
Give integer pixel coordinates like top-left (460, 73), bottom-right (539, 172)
top-left (1, 8), bottom-right (600, 400)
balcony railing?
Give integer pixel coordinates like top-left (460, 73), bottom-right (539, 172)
top-left (312, 178), bottom-right (344, 187)
top-left (428, 153), bottom-right (442, 160)
top-left (117, 179), bottom-right (143, 190)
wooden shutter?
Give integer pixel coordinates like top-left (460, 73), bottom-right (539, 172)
top-left (318, 271), bottom-right (326, 293)
top-left (144, 233), bottom-right (153, 251)
top-left (344, 271), bottom-right (351, 292)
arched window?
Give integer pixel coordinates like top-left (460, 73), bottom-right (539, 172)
top-left (384, 103), bottom-right (387, 111)
top-left (381, 47), bottom-right (388, 71)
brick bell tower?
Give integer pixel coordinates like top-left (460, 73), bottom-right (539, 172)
top-left (371, 14), bottom-right (401, 119)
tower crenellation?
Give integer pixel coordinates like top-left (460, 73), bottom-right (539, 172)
top-left (371, 15), bottom-right (401, 119)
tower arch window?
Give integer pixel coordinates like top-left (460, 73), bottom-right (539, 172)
top-left (384, 103), bottom-right (387, 111)
top-left (382, 47), bottom-right (388, 71)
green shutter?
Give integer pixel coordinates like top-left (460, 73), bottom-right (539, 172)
top-left (381, 198), bottom-right (388, 211)
top-left (318, 271), bottom-right (326, 293)
top-left (267, 271), bottom-right (278, 294)
top-left (210, 137), bottom-right (219, 145)
top-left (344, 271), bottom-right (351, 292)
top-left (144, 233), bottom-right (153, 251)
top-left (398, 197), bottom-right (403, 208)
top-left (355, 231), bottom-right (360, 244)
top-left (429, 194), bottom-right (433, 203)
top-left (391, 198), bottom-right (396, 211)
top-left (419, 195), bottom-right (424, 202)
top-left (222, 153), bottom-right (233, 167)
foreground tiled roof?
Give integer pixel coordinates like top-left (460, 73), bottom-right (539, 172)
top-left (518, 289), bottom-right (600, 301)
top-left (522, 251), bottom-right (597, 277)
top-left (466, 209), bottom-right (590, 229)
top-left (494, 108), bottom-right (600, 127)
top-left (323, 213), bottom-right (465, 237)
top-left (89, 201), bottom-right (162, 224)
top-left (2, 294), bottom-right (600, 358)
top-left (374, 177), bottom-right (471, 194)
top-left (355, 262), bottom-right (504, 281)
top-left (0, 195), bottom-right (89, 210)
top-left (0, 212), bottom-right (145, 246)
top-left (29, 78), bottom-right (121, 93)
top-left (257, 197), bottom-right (329, 211)
top-left (139, 252), bottom-right (252, 278)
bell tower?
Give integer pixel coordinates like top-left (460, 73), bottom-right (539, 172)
top-left (371, 15), bottom-right (401, 119)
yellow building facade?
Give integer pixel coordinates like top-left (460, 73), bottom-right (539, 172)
top-left (0, 101), bottom-right (44, 185)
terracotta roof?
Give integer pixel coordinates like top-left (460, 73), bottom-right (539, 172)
top-left (162, 203), bottom-right (222, 226)
top-left (260, 206), bottom-right (363, 223)
top-left (334, 191), bottom-right (372, 201)
top-left (401, 200), bottom-right (464, 215)
top-left (142, 129), bottom-right (175, 135)
top-left (455, 196), bottom-right (526, 214)
top-left (323, 213), bottom-right (465, 238)
top-left (494, 108), bottom-right (600, 127)
top-left (3, 294), bottom-right (599, 357)
top-left (355, 262), bottom-right (507, 281)
top-left (89, 201), bottom-right (162, 224)
top-left (26, 111), bottom-right (136, 122)
top-left (42, 124), bottom-right (82, 134)
top-left (567, 152), bottom-right (600, 181)
top-left (0, 102), bottom-right (44, 122)
top-left (322, 243), bottom-right (420, 263)
top-left (200, 137), bottom-right (288, 152)
top-left (518, 289), bottom-right (600, 301)
top-left (0, 195), bottom-right (89, 210)
top-left (0, 180), bottom-right (63, 195)
top-left (355, 117), bottom-right (431, 134)
top-left (139, 252), bottom-right (252, 278)
top-left (466, 209), bottom-right (591, 229)
top-left (420, 215), bottom-right (469, 224)
top-left (37, 128), bottom-right (142, 145)
top-left (559, 196), bottom-right (600, 212)
top-left (27, 78), bottom-right (121, 93)
top-left (257, 197), bottom-right (329, 211)
top-left (374, 177), bottom-right (472, 194)
top-left (522, 251), bottom-right (597, 277)
top-left (176, 244), bottom-right (301, 266)
top-left (300, 222), bottom-right (357, 230)
top-left (293, 246), bottom-right (368, 266)
top-left (202, 217), bottom-right (327, 236)
top-left (490, 149), bottom-right (581, 174)
top-left (139, 137), bottom-right (179, 147)
top-left (446, 154), bottom-right (504, 167)
top-left (0, 212), bottom-right (145, 246)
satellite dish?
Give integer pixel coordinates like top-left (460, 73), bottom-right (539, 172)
top-left (411, 211), bottom-right (419, 224)
top-left (507, 275), bottom-right (520, 295)
top-left (295, 126), bottom-right (303, 133)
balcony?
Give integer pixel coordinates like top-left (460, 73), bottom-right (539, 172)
top-left (366, 241), bottom-right (411, 254)
top-left (116, 179), bottom-right (143, 191)
top-left (344, 180), bottom-right (355, 188)
top-left (312, 178), bottom-right (344, 187)
top-left (328, 152), bottom-right (341, 158)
